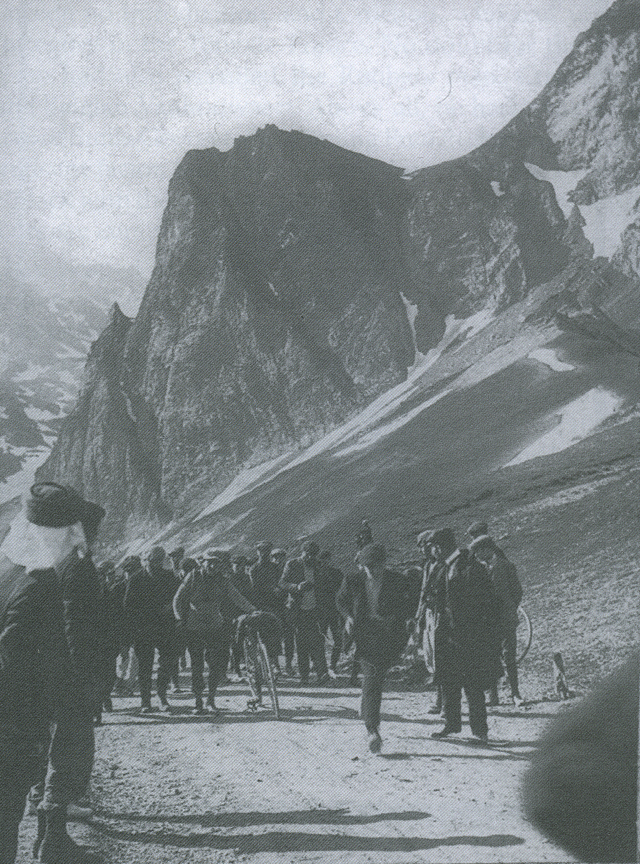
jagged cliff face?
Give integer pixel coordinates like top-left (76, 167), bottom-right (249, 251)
top-left (40, 0), bottom-right (640, 541)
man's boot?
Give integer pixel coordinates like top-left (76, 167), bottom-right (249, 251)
top-left (38, 806), bottom-right (84, 863)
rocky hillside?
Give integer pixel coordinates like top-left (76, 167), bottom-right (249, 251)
top-left (39, 0), bottom-right (640, 545)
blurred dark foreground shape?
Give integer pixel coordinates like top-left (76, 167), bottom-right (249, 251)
top-left (522, 650), bottom-right (639, 863)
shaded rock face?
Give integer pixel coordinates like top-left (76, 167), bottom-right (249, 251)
top-left (39, 1), bottom-right (640, 541)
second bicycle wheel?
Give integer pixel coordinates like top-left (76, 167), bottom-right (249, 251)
top-left (516, 606), bottom-right (533, 664)
top-left (257, 637), bottom-right (280, 719)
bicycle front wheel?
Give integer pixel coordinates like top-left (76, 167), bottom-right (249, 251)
top-left (516, 606), bottom-right (533, 665)
top-left (257, 638), bottom-right (280, 719)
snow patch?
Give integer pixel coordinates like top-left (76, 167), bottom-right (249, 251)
top-left (528, 348), bottom-right (575, 372)
top-left (399, 292), bottom-right (426, 369)
top-left (505, 387), bottom-right (622, 467)
top-left (524, 163), bottom-right (640, 258)
top-left (0, 445), bottom-right (52, 505)
top-left (524, 163), bottom-right (586, 219)
top-left (198, 453), bottom-right (293, 519)
top-left (490, 181), bottom-right (505, 197)
top-left (13, 364), bottom-right (50, 382)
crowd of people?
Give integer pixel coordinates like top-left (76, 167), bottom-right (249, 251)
top-left (0, 483), bottom-right (530, 863)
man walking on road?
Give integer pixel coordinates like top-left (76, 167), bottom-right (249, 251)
top-left (337, 543), bottom-right (414, 754)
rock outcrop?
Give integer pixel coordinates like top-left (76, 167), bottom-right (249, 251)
top-left (38, 0), bottom-right (640, 542)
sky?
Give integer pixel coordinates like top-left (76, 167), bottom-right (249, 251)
top-left (2, 0), bottom-right (613, 282)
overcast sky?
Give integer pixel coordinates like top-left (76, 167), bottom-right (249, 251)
top-left (2, 0), bottom-right (612, 279)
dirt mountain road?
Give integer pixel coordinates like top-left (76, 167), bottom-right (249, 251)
top-left (18, 679), bottom-right (576, 864)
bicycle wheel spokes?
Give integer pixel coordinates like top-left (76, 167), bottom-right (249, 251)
top-left (516, 606), bottom-right (533, 665)
top-left (258, 637), bottom-right (280, 719)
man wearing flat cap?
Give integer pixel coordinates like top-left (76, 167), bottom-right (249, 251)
top-left (279, 542), bottom-right (329, 686)
top-left (0, 482), bottom-right (98, 863)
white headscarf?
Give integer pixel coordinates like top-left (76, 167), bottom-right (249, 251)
top-left (0, 509), bottom-right (86, 573)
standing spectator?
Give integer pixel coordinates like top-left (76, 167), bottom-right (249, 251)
top-left (0, 483), bottom-right (88, 863)
top-left (271, 549), bottom-right (295, 676)
top-left (469, 533), bottom-right (524, 706)
top-left (167, 546), bottom-right (187, 685)
top-left (430, 532), bottom-right (502, 743)
top-left (249, 541), bottom-right (284, 669)
top-left (30, 492), bottom-right (108, 859)
top-left (279, 542), bottom-right (330, 686)
top-left (124, 546), bottom-right (180, 713)
top-left (336, 543), bottom-right (414, 754)
top-left (116, 557), bottom-right (142, 695)
top-left (415, 529), bottom-right (450, 713)
top-left (315, 551), bottom-right (344, 677)
top-left (173, 552), bottom-right (256, 714)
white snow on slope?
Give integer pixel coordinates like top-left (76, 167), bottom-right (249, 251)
top-left (505, 387), bottom-right (622, 467)
top-left (528, 348), bottom-right (575, 372)
top-left (400, 292), bottom-right (427, 369)
top-left (524, 163), bottom-right (586, 218)
top-left (491, 181), bottom-right (505, 197)
top-left (524, 163), bottom-right (640, 258)
top-left (0, 446), bottom-right (52, 505)
top-left (195, 307), bottom-right (499, 518)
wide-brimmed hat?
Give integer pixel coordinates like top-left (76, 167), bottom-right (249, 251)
top-left (25, 482), bottom-right (104, 529)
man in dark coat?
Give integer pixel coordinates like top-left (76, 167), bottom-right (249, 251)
top-left (0, 482), bottom-right (97, 864)
top-left (279, 542), bottom-right (329, 685)
top-left (30, 494), bottom-right (108, 861)
top-left (315, 551), bottom-right (344, 676)
top-left (336, 543), bottom-right (414, 754)
top-left (124, 546), bottom-right (180, 712)
top-left (469, 533), bottom-right (524, 706)
top-left (430, 531), bottom-right (502, 743)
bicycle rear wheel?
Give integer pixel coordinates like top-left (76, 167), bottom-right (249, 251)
top-left (516, 606), bottom-right (533, 664)
top-left (257, 637), bottom-right (280, 719)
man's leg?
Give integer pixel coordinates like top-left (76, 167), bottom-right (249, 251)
top-left (307, 612), bottom-right (328, 680)
top-left (187, 633), bottom-right (205, 711)
top-left (434, 681), bottom-right (462, 734)
top-left (0, 727), bottom-right (42, 863)
top-left (283, 607), bottom-right (297, 673)
top-left (134, 638), bottom-right (154, 709)
top-left (503, 629), bottom-right (522, 701)
top-left (328, 611), bottom-right (343, 671)
top-left (465, 684), bottom-right (489, 740)
top-left (359, 659), bottom-right (386, 733)
top-left (206, 627), bottom-right (231, 709)
top-left (296, 614), bottom-right (311, 683)
top-left (156, 631), bottom-right (178, 707)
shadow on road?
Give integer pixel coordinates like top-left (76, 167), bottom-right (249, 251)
top-left (92, 822), bottom-right (525, 853)
top-left (93, 808), bottom-right (432, 826)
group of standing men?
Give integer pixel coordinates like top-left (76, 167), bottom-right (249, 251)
top-left (0, 478), bottom-right (523, 864)
top-left (99, 539), bottom-right (347, 717)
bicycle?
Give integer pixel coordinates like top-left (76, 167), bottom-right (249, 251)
top-left (235, 611), bottom-right (281, 719)
top-left (516, 605), bottom-right (533, 664)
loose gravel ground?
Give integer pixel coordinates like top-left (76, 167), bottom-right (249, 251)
top-left (17, 674), bottom-right (577, 864)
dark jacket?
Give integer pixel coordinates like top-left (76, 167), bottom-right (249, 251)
top-left (124, 564), bottom-right (180, 639)
top-left (315, 563), bottom-right (344, 614)
top-left (433, 548), bottom-right (502, 689)
top-left (0, 556), bottom-right (71, 736)
top-left (249, 560), bottom-right (283, 613)
top-left (57, 552), bottom-right (112, 703)
top-left (336, 568), bottom-right (414, 665)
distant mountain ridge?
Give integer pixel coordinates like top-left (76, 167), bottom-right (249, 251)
top-left (38, 0), bottom-right (640, 546)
